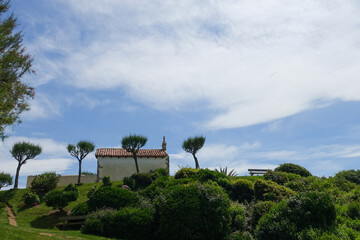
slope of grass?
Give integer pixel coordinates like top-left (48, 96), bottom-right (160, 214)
top-left (0, 182), bottom-right (121, 240)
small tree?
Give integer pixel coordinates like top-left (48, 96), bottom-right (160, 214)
top-left (67, 141), bottom-right (95, 184)
top-left (182, 136), bottom-right (205, 169)
top-left (11, 142), bottom-right (41, 189)
top-left (0, 172), bottom-right (12, 189)
top-left (121, 134), bottom-right (147, 173)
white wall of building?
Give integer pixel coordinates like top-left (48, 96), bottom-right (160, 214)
top-left (98, 156), bottom-right (169, 181)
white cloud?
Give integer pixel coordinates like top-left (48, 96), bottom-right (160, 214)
top-left (24, 0), bottom-right (360, 129)
top-left (21, 93), bottom-right (62, 120)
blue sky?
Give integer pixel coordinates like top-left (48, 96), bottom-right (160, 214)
top-left (2, 0), bottom-right (360, 188)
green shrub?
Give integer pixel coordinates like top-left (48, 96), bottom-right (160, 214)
top-left (64, 184), bottom-right (79, 201)
top-left (174, 168), bottom-right (199, 179)
top-left (229, 204), bottom-right (246, 231)
top-left (335, 170), bottom-right (360, 185)
top-left (71, 202), bottom-right (90, 216)
top-left (88, 186), bottom-right (138, 210)
top-left (285, 180), bottom-right (307, 192)
top-left (232, 179), bottom-right (254, 202)
top-left (114, 206), bottom-right (156, 240)
top-left (0, 172), bottom-right (12, 189)
top-left (141, 176), bottom-right (170, 199)
top-left (255, 192), bottom-right (336, 240)
top-left (230, 231), bottom-right (254, 240)
top-left (87, 186), bottom-right (98, 198)
top-left (275, 163), bottom-right (312, 177)
top-left (155, 183), bottom-right (231, 240)
top-left (123, 176), bottom-right (136, 189)
top-left (82, 209), bottom-right (118, 237)
top-left (130, 173), bottom-right (153, 190)
top-left (24, 192), bottom-right (40, 207)
top-left (248, 201), bottom-right (275, 230)
top-left (44, 190), bottom-right (74, 210)
top-left (151, 168), bottom-right (169, 179)
top-left (264, 170), bottom-right (302, 185)
top-left (348, 201), bottom-right (360, 219)
top-left (217, 177), bottom-right (233, 193)
top-left (30, 172), bottom-right (60, 195)
top-left (64, 183), bottom-right (78, 192)
top-left (102, 176), bottom-right (112, 186)
top-left (254, 179), bottom-right (295, 201)
top-left (195, 168), bottom-right (227, 182)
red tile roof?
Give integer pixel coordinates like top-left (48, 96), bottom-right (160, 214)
top-left (95, 148), bottom-right (168, 158)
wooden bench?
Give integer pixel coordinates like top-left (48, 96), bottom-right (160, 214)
top-left (56, 215), bottom-right (88, 229)
top-left (248, 169), bottom-right (271, 176)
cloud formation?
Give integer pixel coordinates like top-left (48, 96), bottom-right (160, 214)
top-left (22, 0), bottom-right (360, 129)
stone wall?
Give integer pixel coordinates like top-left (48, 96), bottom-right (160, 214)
top-left (26, 174), bottom-right (97, 188)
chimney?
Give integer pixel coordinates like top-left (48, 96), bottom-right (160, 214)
top-left (162, 136), bottom-right (167, 151)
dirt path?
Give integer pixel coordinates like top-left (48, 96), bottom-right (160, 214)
top-left (5, 204), bottom-right (17, 226)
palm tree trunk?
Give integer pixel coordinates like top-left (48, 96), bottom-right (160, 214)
top-left (78, 160), bottom-right (82, 184)
top-left (14, 163), bottom-right (21, 189)
top-left (193, 154), bottom-right (200, 169)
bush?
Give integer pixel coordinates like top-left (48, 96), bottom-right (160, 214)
top-left (24, 192), bottom-right (40, 207)
top-left (174, 168), bottom-right (199, 179)
top-left (248, 201), bottom-right (275, 230)
top-left (64, 183), bottom-right (78, 192)
top-left (102, 176), bottom-right (112, 186)
top-left (254, 179), bottom-right (295, 201)
top-left (335, 170), bottom-right (360, 185)
top-left (275, 163), bottom-right (312, 177)
top-left (82, 209), bottom-right (118, 237)
top-left (130, 173), bottom-right (153, 190)
top-left (230, 231), bottom-right (254, 240)
top-left (30, 172), bottom-right (60, 195)
top-left (123, 176), bottom-right (136, 189)
top-left (155, 183), bottom-right (231, 240)
top-left (151, 168), bottom-right (169, 179)
top-left (88, 186), bottom-right (138, 210)
top-left (114, 206), bottom-right (156, 240)
top-left (195, 168), bottom-right (227, 182)
top-left (87, 186), bottom-right (98, 198)
top-left (232, 179), bottom-right (254, 202)
top-left (217, 177), bottom-right (233, 193)
top-left (71, 202), bottom-right (90, 216)
top-left (141, 176), bottom-right (170, 200)
top-left (264, 170), bottom-right (302, 185)
top-left (348, 201), bottom-right (360, 219)
top-left (0, 172), bottom-right (12, 189)
top-left (44, 190), bottom-right (73, 210)
top-left (229, 204), bottom-right (246, 231)
top-left (255, 191), bottom-right (336, 240)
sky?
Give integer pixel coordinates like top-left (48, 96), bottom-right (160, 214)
top-left (2, 0), bottom-right (360, 189)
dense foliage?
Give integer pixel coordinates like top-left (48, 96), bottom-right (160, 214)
top-left (155, 183), bottom-right (231, 240)
top-left (87, 186), bottom-right (138, 210)
top-left (30, 172), bottom-right (60, 195)
top-left (0, 172), bottom-right (12, 189)
top-left (275, 163), bottom-right (312, 177)
top-left (24, 192), bottom-right (40, 207)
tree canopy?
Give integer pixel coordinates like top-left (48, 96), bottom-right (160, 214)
top-left (0, 172), bottom-right (12, 189)
top-left (182, 136), bottom-right (205, 169)
top-left (121, 134), bottom-right (147, 173)
top-left (10, 141), bottom-right (41, 189)
top-left (67, 140), bottom-right (95, 184)
top-left (0, 0), bottom-right (35, 140)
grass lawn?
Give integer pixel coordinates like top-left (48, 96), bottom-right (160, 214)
top-left (0, 182), bottom-right (120, 240)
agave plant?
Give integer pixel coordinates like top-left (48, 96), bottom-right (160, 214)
top-left (215, 167), bottom-right (237, 177)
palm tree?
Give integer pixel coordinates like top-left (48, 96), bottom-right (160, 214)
top-left (182, 136), bottom-right (205, 169)
top-left (11, 142), bottom-right (42, 189)
top-left (67, 141), bottom-right (95, 184)
top-left (121, 134), bottom-right (147, 173)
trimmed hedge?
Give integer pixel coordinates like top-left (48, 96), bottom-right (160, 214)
top-left (44, 190), bottom-right (77, 210)
top-left (71, 202), bottom-right (90, 216)
top-left (174, 168), bottom-right (199, 179)
top-left (264, 170), bottom-right (302, 185)
top-left (24, 192), bottom-right (40, 207)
